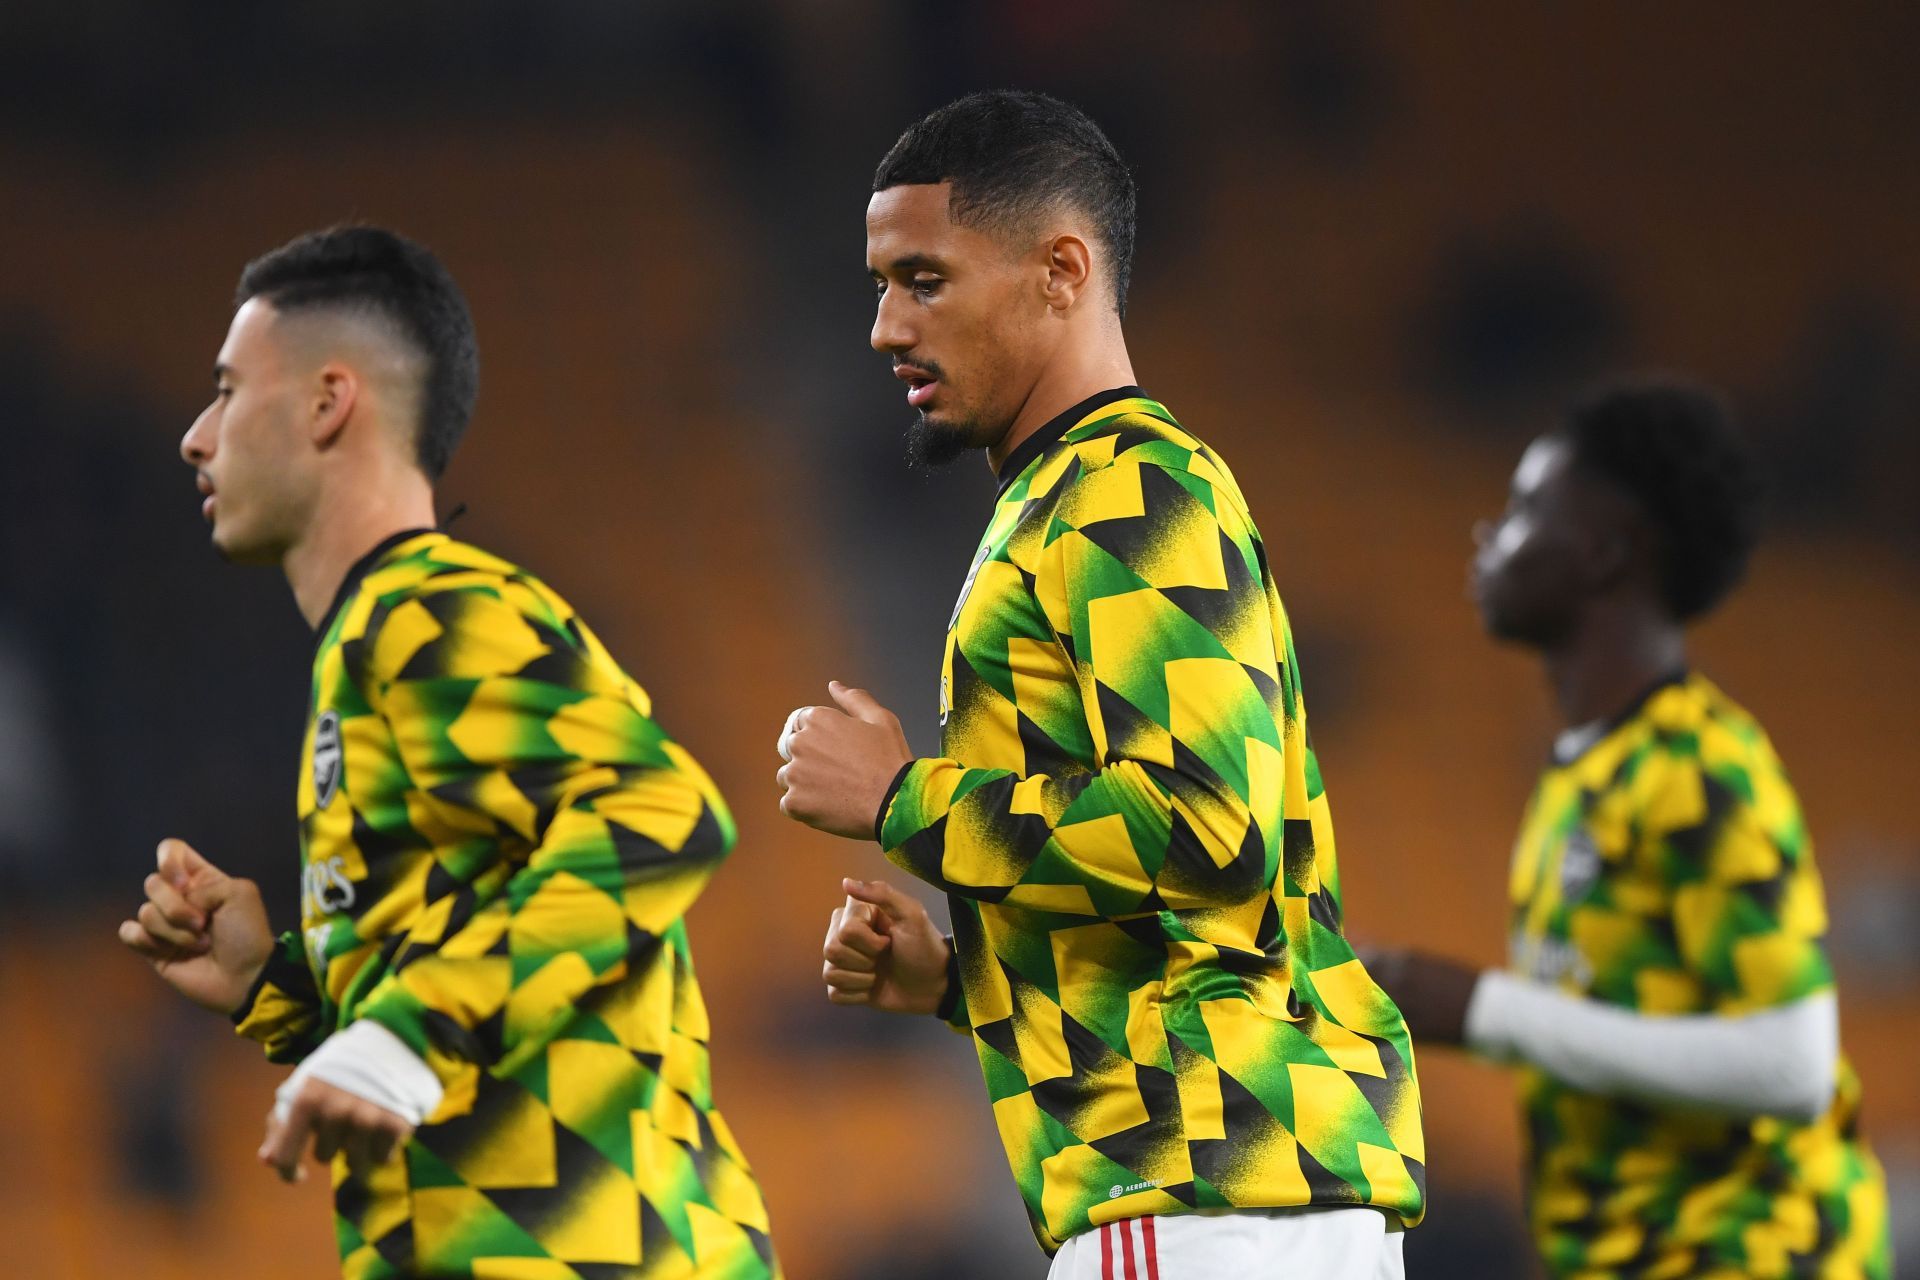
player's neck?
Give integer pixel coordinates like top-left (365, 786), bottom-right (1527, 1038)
top-left (987, 331), bottom-right (1136, 475)
top-left (1541, 606), bottom-right (1687, 731)
top-left (283, 469), bottom-right (437, 630)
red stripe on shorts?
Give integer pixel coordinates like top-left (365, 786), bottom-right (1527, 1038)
top-left (1119, 1219), bottom-right (1139, 1280)
top-left (1100, 1222), bottom-right (1114, 1280)
top-left (1141, 1216), bottom-right (1160, 1280)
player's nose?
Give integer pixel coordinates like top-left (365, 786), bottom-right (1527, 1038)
top-left (181, 404), bottom-right (216, 466)
top-left (870, 291), bottom-right (915, 354)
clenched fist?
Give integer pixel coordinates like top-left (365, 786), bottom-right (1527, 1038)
top-left (776, 681), bottom-right (913, 841)
top-left (823, 878), bottom-right (953, 1015)
top-left (119, 838), bottom-right (273, 1015)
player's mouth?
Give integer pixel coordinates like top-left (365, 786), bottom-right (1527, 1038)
top-left (894, 363), bottom-right (941, 409)
top-left (1467, 558), bottom-right (1493, 603)
top-left (196, 472), bottom-right (217, 522)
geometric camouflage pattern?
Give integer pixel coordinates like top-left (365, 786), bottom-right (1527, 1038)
top-left (232, 531), bottom-right (779, 1279)
top-left (878, 390), bottom-right (1427, 1254)
top-left (1507, 672), bottom-right (1889, 1278)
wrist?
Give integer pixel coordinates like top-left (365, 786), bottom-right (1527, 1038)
top-left (280, 1020), bottom-right (445, 1127)
top-left (226, 950), bottom-right (278, 1021)
top-left (232, 955), bottom-right (271, 1014)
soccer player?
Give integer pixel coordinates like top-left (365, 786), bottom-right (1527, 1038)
top-left (776, 91), bottom-right (1424, 1278)
top-left (1367, 380), bottom-right (1892, 1278)
top-left (119, 227), bottom-right (779, 1279)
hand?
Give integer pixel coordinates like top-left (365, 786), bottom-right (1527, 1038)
top-left (118, 838), bottom-right (274, 1015)
top-left (1358, 945), bottom-right (1484, 1046)
top-left (823, 878), bottom-right (953, 1015)
top-left (259, 1077), bottom-right (412, 1184)
top-left (776, 681), bottom-right (912, 840)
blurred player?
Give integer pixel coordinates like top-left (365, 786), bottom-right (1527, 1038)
top-left (119, 226), bottom-right (778, 1279)
top-left (777, 91), bottom-right (1424, 1278)
top-left (1368, 380), bottom-right (1891, 1278)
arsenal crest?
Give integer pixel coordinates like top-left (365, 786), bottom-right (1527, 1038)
top-left (312, 711), bottom-right (343, 810)
top-left (1559, 825), bottom-right (1602, 902)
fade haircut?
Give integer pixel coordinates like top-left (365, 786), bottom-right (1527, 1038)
top-left (875, 90), bottom-right (1138, 318)
top-left (1560, 377), bottom-right (1761, 622)
top-left (237, 226), bottom-right (479, 480)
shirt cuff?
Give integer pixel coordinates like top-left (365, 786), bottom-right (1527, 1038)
top-left (934, 934), bottom-right (963, 1024)
top-left (874, 760), bottom-right (917, 847)
top-left (275, 1018), bottom-right (447, 1128)
top-left (231, 962), bottom-right (278, 1029)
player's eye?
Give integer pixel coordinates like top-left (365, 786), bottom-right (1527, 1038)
top-left (911, 276), bottom-right (942, 298)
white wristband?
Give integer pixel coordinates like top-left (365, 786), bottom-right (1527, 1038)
top-left (274, 1019), bottom-right (446, 1128)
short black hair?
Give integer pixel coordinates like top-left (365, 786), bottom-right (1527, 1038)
top-left (1560, 377), bottom-right (1760, 622)
top-left (875, 90), bottom-right (1137, 318)
top-left (237, 226), bottom-right (478, 481)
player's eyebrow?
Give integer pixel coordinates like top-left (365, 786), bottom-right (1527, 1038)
top-left (887, 253), bottom-right (946, 275)
top-left (213, 361), bottom-right (232, 385)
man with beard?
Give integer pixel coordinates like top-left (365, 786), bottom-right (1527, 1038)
top-left (120, 225), bottom-right (778, 1279)
top-left (1370, 380), bottom-right (1891, 1278)
top-left (775, 90), bottom-right (1424, 1278)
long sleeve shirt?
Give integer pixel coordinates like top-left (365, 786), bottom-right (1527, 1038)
top-left (877, 389), bottom-right (1427, 1253)
top-left (233, 530), bottom-right (779, 1279)
top-left (1497, 672), bottom-right (1889, 1278)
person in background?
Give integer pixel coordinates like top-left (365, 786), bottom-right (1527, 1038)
top-left (1370, 378), bottom-right (1891, 1279)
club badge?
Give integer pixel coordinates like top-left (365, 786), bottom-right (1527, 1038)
top-left (312, 710), bottom-right (343, 810)
top-left (1559, 825), bottom-right (1602, 902)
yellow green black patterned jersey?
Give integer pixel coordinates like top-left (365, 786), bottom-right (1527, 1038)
top-left (231, 530), bottom-right (779, 1280)
top-left (876, 389), bottom-right (1427, 1254)
top-left (1506, 672), bottom-right (1890, 1279)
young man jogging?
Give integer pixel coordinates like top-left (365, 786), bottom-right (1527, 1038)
top-left (121, 226), bottom-right (779, 1279)
top-left (778, 91), bottom-right (1424, 1278)
top-left (1371, 379), bottom-right (1891, 1278)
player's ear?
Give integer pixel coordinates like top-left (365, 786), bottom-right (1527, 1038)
top-left (310, 361), bottom-right (359, 449)
top-left (1583, 488), bottom-right (1656, 593)
top-left (1040, 232), bottom-right (1093, 312)
top-left (1587, 529), bottom-right (1633, 587)
top-left (1609, 518), bottom-right (1663, 593)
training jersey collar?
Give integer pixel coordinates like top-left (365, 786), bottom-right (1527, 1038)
top-left (994, 385), bottom-right (1149, 497)
top-left (314, 527), bottom-right (439, 642)
top-left (1549, 668), bottom-right (1692, 767)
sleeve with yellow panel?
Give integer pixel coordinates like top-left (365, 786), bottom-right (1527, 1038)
top-left (231, 931), bottom-right (328, 1063)
top-left (351, 583), bottom-right (725, 1090)
top-left (1609, 690), bottom-right (1834, 1017)
top-left (338, 576), bottom-right (734, 1086)
top-left (880, 454), bottom-right (1285, 919)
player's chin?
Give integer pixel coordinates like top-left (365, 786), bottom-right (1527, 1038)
top-left (1479, 598), bottom-right (1559, 648)
top-left (211, 521), bottom-right (282, 567)
top-left (1469, 570), bottom-right (1514, 634)
top-left (904, 413), bottom-right (975, 471)
top-left (1474, 598), bottom-right (1521, 643)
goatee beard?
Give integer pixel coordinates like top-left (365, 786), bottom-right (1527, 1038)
top-left (904, 413), bottom-right (975, 472)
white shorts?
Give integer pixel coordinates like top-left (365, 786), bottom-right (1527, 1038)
top-left (1046, 1207), bottom-right (1404, 1280)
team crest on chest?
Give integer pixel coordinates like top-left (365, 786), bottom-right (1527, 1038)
top-left (312, 710), bottom-right (343, 809)
top-left (1559, 824), bottom-right (1602, 902)
top-left (949, 542), bottom-right (992, 629)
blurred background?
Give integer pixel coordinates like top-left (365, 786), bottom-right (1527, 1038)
top-left (1, 2), bottom-right (1915, 1276)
